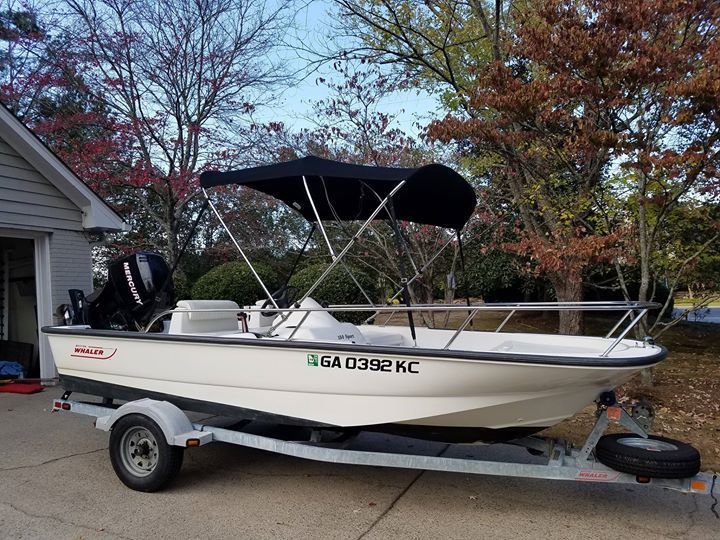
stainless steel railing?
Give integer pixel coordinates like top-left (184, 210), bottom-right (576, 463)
top-left (143, 300), bottom-right (660, 357)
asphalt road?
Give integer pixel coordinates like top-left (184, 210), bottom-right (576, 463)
top-left (1, 387), bottom-right (718, 539)
top-left (672, 307), bottom-right (720, 324)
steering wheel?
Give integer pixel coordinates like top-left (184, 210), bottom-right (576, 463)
top-left (261, 285), bottom-right (299, 318)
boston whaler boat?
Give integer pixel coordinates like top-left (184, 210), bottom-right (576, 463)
top-left (44, 157), bottom-right (710, 493)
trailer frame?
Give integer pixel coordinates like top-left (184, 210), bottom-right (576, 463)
top-left (51, 396), bottom-right (718, 497)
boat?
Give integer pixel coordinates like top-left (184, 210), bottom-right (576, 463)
top-left (43, 156), bottom-right (666, 443)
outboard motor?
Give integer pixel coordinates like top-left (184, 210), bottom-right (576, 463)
top-left (69, 252), bottom-right (173, 331)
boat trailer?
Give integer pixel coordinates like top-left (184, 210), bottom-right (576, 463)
top-left (51, 396), bottom-right (719, 501)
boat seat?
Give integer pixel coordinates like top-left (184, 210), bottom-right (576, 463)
top-left (274, 298), bottom-right (369, 345)
top-left (169, 300), bottom-right (241, 334)
top-left (360, 327), bottom-right (408, 347)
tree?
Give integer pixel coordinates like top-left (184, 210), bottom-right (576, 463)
top-left (0, 4), bottom-right (50, 118)
top-left (664, 204), bottom-right (720, 302)
top-left (591, 2), bottom-right (720, 333)
top-left (0, 2), bottom-right (129, 224)
top-left (335, 0), bottom-right (720, 335)
top-left (627, 198), bottom-right (720, 336)
top-left (59, 0), bottom-right (296, 267)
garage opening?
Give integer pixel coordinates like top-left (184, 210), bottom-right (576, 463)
top-left (0, 236), bottom-right (38, 378)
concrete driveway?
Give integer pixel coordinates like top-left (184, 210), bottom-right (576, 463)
top-left (1, 387), bottom-right (718, 540)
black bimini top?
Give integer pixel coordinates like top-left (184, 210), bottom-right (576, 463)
top-left (200, 156), bottom-right (476, 230)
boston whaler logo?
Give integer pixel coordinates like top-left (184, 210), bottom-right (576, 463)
top-left (123, 262), bottom-right (143, 305)
top-left (306, 352), bottom-right (419, 374)
top-left (575, 470), bottom-right (621, 482)
top-left (71, 345), bottom-right (117, 360)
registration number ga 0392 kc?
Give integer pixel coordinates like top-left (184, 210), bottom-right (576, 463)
top-left (307, 354), bottom-right (419, 374)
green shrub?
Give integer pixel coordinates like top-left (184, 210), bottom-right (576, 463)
top-left (462, 249), bottom-right (532, 301)
top-left (191, 261), bottom-right (278, 306)
top-left (170, 274), bottom-right (191, 305)
top-left (289, 263), bottom-right (379, 324)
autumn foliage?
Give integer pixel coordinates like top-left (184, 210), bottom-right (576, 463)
top-left (420, 0), bottom-right (720, 332)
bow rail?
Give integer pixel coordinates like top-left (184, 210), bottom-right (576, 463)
top-left (144, 300), bottom-right (660, 358)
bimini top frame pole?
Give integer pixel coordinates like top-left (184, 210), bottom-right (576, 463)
top-left (295, 179), bottom-right (408, 306)
top-left (202, 188), bottom-right (279, 310)
top-left (302, 175), bottom-right (336, 257)
top-left (265, 179), bottom-right (407, 336)
top-left (302, 175), bottom-right (376, 307)
top-left (363, 232), bottom-right (457, 325)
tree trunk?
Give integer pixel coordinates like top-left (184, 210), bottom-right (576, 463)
top-left (636, 262), bottom-right (651, 336)
top-left (549, 272), bottom-right (584, 335)
top-left (636, 175), bottom-right (651, 337)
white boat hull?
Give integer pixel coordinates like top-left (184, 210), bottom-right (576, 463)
top-left (45, 325), bottom-right (665, 441)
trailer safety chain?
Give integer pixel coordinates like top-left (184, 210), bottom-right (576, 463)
top-left (711, 474), bottom-right (718, 519)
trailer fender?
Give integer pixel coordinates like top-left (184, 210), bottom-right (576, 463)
top-left (95, 398), bottom-right (213, 447)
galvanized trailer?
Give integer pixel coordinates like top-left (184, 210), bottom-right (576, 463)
top-left (51, 395), bottom-right (718, 501)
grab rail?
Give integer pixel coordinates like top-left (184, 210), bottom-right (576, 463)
top-left (143, 301), bottom-right (660, 357)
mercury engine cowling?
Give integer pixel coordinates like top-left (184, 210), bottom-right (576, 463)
top-left (75, 252), bottom-right (173, 330)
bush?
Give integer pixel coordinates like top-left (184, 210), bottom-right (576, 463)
top-left (289, 263), bottom-right (379, 324)
top-left (191, 261), bottom-right (279, 306)
top-left (461, 249), bottom-right (545, 302)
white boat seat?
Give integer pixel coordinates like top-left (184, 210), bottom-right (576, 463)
top-left (274, 298), bottom-right (368, 345)
top-left (169, 300), bottom-right (242, 334)
top-left (360, 327), bottom-right (408, 347)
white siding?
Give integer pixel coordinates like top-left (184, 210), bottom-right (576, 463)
top-left (49, 229), bottom-right (92, 319)
top-left (0, 137), bottom-right (84, 231)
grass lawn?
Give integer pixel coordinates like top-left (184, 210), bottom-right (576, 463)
top-left (674, 300), bottom-right (720, 308)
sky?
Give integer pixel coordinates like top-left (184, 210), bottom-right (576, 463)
top-left (254, 0), bottom-right (442, 138)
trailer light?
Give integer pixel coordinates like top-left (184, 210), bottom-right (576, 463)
top-left (690, 480), bottom-right (706, 492)
top-left (636, 475), bottom-right (650, 484)
top-left (54, 401), bottom-right (62, 409)
top-left (607, 407), bottom-right (621, 421)
top-left (186, 439), bottom-right (200, 447)
top-left (61, 403), bottom-right (71, 410)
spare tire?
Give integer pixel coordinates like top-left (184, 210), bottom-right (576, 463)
top-left (595, 433), bottom-right (700, 479)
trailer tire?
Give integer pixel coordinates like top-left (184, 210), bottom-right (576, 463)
top-left (109, 414), bottom-right (184, 492)
top-left (595, 433), bottom-right (700, 479)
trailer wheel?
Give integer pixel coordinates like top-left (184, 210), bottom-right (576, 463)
top-left (109, 414), bottom-right (184, 492)
top-left (595, 433), bottom-right (700, 479)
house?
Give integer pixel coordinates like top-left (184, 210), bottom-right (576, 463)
top-left (0, 103), bottom-right (127, 380)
